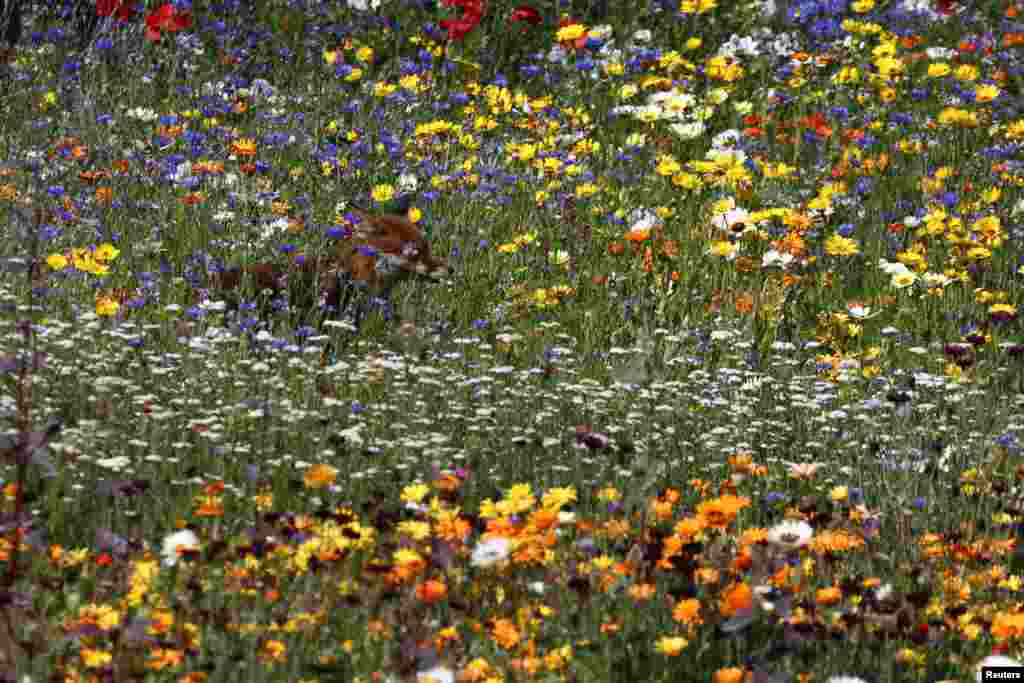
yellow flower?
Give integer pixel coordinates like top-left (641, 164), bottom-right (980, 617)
top-left (706, 55), bottom-right (744, 82)
top-left (370, 183), bottom-right (395, 203)
top-left (710, 241), bottom-right (738, 258)
top-left (259, 639), bottom-right (287, 663)
top-left (680, 0), bottom-right (718, 12)
top-left (505, 483), bottom-right (536, 512)
top-left (555, 24), bottom-right (586, 43)
top-left (833, 66), bottom-right (860, 84)
top-left (95, 296), bottom-right (120, 317)
top-left (976, 84), bottom-right (1001, 103)
top-left (94, 242), bottom-right (120, 263)
top-left (954, 63), bottom-right (979, 81)
top-left (824, 234), bottom-right (860, 257)
top-left (81, 648), bottom-right (113, 668)
top-left (46, 253), bottom-right (69, 270)
top-left (655, 636), bottom-right (689, 656)
top-left (401, 483), bottom-right (430, 504)
top-left (542, 486), bottom-right (577, 510)
top-left (79, 603), bottom-right (122, 631)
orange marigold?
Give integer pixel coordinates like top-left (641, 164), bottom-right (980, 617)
top-left (673, 598), bottom-right (703, 626)
top-left (491, 618), bottom-right (521, 649)
top-left (674, 516), bottom-right (706, 540)
top-left (697, 495), bottom-right (751, 530)
top-left (991, 611), bottom-right (1024, 640)
top-left (815, 586), bottom-right (842, 605)
top-left (714, 668), bottom-right (747, 683)
top-left (810, 529), bottom-right (865, 554)
top-left (720, 582), bottom-right (753, 617)
top-left (416, 579), bottom-right (448, 604)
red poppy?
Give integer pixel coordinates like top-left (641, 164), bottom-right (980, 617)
top-left (509, 5), bottom-right (541, 25)
top-left (145, 3), bottom-right (193, 42)
top-left (96, 0), bottom-right (137, 21)
top-left (440, 0), bottom-right (484, 41)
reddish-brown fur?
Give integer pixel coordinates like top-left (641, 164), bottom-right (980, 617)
top-left (209, 209), bottom-right (450, 317)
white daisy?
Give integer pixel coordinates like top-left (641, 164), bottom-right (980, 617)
top-left (470, 537), bottom-right (512, 568)
top-left (161, 529), bottom-right (199, 567)
top-left (766, 520), bottom-right (814, 551)
top-left (417, 666), bottom-right (455, 683)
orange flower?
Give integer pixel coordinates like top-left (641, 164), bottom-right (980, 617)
top-left (629, 583), bottom-right (657, 601)
top-left (696, 495), bottom-right (751, 530)
top-left (729, 452), bottom-right (756, 473)
top-left (720, 582), bottom-right (753, 617)
top-left (600, 620), bottom-right (621, 635)
top-left (527, 508), bottom-right (559, 532)
top-left (810, 529), bottom-right (864, 554)
top-left (815, 586), bottom-right (842, 605)
top-left (714, 668), bottom-right (747, 683)
top-left (258, 639), bottom-right (287, 663)
top-left (674, 516), bottom-right (706, 540)
top-left (673, 598), bottom-right (703, 626)
top-left (303, 464), bottom-right (338, 489)
top-left (770, 565), bottom-right (792, 589)
top-left (490, 618), bottom-right (521, 649)
top-left (416, 579), bottom-right (448, 604)
top-left (651, 499), bottom-right (674, 521)
top-left (435, 473), bottom-right (461, 492)
top-left (734, 292), bottom-right (755, 314)
top-left (694, 567), bottom-right (720, 585)
top-left (992, 611), bottom-right (1024, 640)
top-left (732, 547), bottom-right (753, 572)
top-left (624, 227), bottom-right (652, 242)
top-left (435, 514), bottom-right (472, 543)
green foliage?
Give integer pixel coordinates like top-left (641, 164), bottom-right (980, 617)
top-left (0, 0), bottom-right (1022, 681)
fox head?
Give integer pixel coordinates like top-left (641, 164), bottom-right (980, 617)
top-left (341, 210), bottom-right (452, 294)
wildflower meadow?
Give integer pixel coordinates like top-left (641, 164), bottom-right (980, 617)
top-left (2, 0), bottom-right (1024, 680)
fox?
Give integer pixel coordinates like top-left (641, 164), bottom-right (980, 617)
top-left (208, 206), bottom-right (452, 330)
